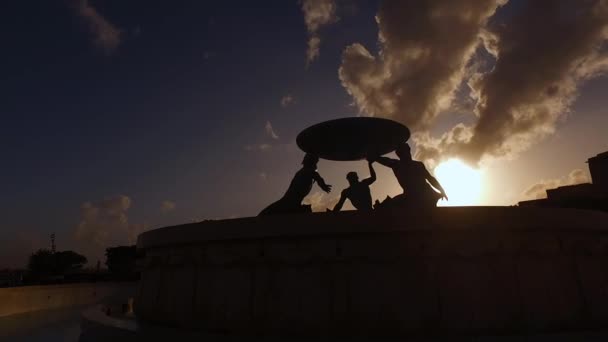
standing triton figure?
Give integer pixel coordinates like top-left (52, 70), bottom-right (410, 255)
top-left (372, 143), bottom-right (447, 208)
top-left (333, 160), bottom-right (376, 212)
top-left (258, 154), bottom-right (332, 216)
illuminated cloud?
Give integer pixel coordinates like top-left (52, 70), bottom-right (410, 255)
top-left (160, 200), bottom-right (176, 214)
top-left (244, 143), bottom-right (272, 152)
top-left (417, 1), bottom-right (608, 165)
top-left (265, 121), bottom-right (280, 140)
top-left (340, 0), bottom-right (505, 131)
top-left (75, 195), bottom-right (146, 258)
top-left (307, 36), bottom-right (322, 63)
top-left (245, 121), bottom-right (282, 151)
top-left (522, 169), bottom-right (591, 200)
top-left (280, 94), bottom-right (295, 107)
top-left (303, 191), bottom-right (339, 212)
top-left (340, 0), bottom-right (608, 166)
top-left (69, 0), bottom-right (122, 54)
top-left (300, 0), bottom-right (338, 64)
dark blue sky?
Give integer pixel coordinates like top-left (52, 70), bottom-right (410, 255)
top-left (1, 0), bottom-right (606, 267)
top-left (1, 1), bottom-right (381, 265)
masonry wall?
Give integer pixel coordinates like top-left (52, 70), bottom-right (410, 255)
top-left (0, 282), bottom-right (136, 318)
top-left (135, 207), bottom-right (608, 338)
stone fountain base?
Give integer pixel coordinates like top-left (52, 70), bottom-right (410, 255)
top-left (134, 207), bottom-right (608, 339)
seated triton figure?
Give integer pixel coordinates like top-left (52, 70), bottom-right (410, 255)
top-left (372, 143), bottom-right (447, 208)
top-left (332, 160), bottom-right (376, 212)
top-left (258, 154), bottom-right (332, 216)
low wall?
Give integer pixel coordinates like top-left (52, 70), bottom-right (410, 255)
top-left (135, 207), bottom-right (608, 338)
top-left (0, 282), bottom-right (135, 318)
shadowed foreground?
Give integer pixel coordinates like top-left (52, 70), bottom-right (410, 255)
top-left (134, 207), bottom-right (608, 339)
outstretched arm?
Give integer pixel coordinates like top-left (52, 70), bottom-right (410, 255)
top-left (424, 167), bottom-right (448, 200)
top-left (313, 172), bottom-right (332, 193)
top-left (333, 190), bottom-right (348, 212)
top-left (373, 156), bottom-right (399, 169)
top-left (362, 161), bottom-right (377, 186)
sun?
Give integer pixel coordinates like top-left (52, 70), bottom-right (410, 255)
top-left (433, 159), bottom-right (482, 206)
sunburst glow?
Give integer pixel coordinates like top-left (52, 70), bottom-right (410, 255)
top-left (434, 159), bottom-right (482, 206)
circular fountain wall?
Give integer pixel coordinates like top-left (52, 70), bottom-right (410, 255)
top-left (135, 207), bottom-right (608, 338)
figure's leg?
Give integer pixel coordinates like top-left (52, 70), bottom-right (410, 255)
top-left (298, 204), bottom-right (312, 213)
top-left (392, 194), bottom-right (408, 207)
top-left (258, 199), bottom-right (288, 216)
top-left (420, 190), bottom-right (441, 208)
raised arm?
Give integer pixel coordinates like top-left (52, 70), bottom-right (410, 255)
top-left (313, 172), bottom-right (332, 193)
top-left (332, 190), bottom-right (348, 212)
top-left (423, 166), bottom-right (448, 200)
top-left (362, 161), bottom-right (377, 186)
top-left (373, 156), bottom-right (399, 169)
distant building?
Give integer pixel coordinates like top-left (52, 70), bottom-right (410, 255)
top-left (589, 151), bottom-right (608, 192)
top-left (0, 270), bottom-right (24, 287)
top-left (519, 151), bottom-right (608, 212)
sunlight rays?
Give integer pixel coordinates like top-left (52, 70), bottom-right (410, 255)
top-left (434, 159), bottom-right (482, 206)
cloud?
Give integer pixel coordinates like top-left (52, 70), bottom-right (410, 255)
top-left (244, 143), bottom-right (272, 152)
top-left (416, 1), bottom-right (608, 165)
top-left (160, 200), bottom-right (176, 214)
top-left (340, 0), bottom-right (608, 166)
top-left (75, 195), bottom-right (146, 260)
top-left (307, 36), bottom-right (322, 64)
top-left (340, 0), bottom-right (505, 131)
top-left (300, 0), bottom-right (338, 64)
top-left (280, 94), bottom-right (295, 107)
top-left (69, 0), bottom-right (122, 54)
top-left (265, 121), bottom-right (280, 140)
top-left (245, 121), bottom-right (285, 151)
top-left (303, 191), bottom-right (339, 212)
top-left (522, 169), bottom-right (591, 200)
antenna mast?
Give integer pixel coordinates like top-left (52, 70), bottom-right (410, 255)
top-left (50, 233), bottom-right (56, 254)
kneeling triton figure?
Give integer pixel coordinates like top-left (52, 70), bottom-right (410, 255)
top-left (372, 142), bottom-right (447, 208)
top-left (333, 160), bottom-right (376, 212)
top-left (259, 154), bottom-right (332, 215)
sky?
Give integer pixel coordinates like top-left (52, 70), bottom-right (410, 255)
top-left (1, 0), bottom-right (607, 268)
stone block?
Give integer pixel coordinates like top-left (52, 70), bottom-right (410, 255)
top-left (194, 267), bottom-right (253, 332)
top-left (205, 242), bottom-right (259, 265)
top-left (263, 239), bottom-right (336, 264)
top-left (516, 256), bottom-right (584, 331)
top-left (506, 233), bottom-right (562, 256)
top-left (436, 256), bottom-right (522, 335)
top-left (575, 255), bottom-right (608, 324)
top-left (166, 246), bottom-right (204, 266)
top-left (561, 236), bottom-right (608, 256)
top-left (250, 265), bottom-right (271, 329)
top-left (263, 266), bottom-right (332, 335)
top-left (339, 235), bottom-right (405, 261)
top-left (425, 230), bottom-right (510, 258)
top-left (152, 267), bottom-right (174, 324)
top-left (135, 268), bottom-right (162, 321)
top-left (166, 266), bottom-right (197, 328)
top-left (344, 260), bottom-right (440, 336)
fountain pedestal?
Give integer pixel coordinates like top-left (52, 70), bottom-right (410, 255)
top-left (135, 207), bottom-right (608, 338)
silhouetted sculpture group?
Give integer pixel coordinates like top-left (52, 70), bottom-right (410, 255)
top-left (259, 154), bottom-right (332, 215)
top-left (259, 142), bottom-right (448, 216)
top-left (373, 142), bottom-right (447, 209)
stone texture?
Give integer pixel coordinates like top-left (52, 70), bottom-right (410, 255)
top-left (135, 207), bottom-right (608, 338)
top-left (516, 256), bottom-right (584, 331)
top-left (0, 283), bottom-right (135, 318)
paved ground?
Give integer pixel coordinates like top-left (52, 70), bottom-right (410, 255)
top-left (0, 306), bottom-right (85, 342)
top-left (3, 306), bottom-right (608, 342)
